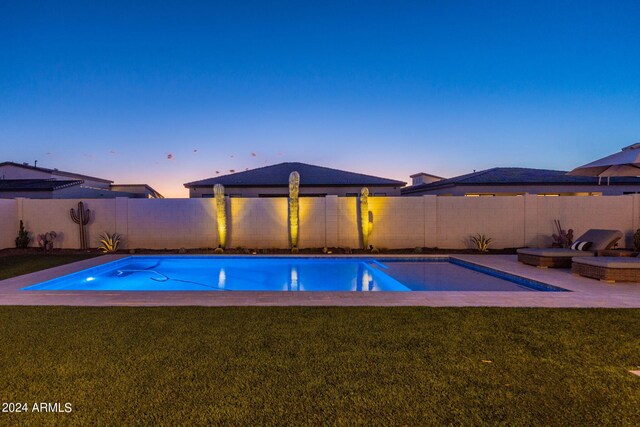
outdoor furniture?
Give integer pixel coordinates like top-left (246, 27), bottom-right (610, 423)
top-left (517, 229), bottom-right (623, 268)
top-left (572, 255), bottom-right (640, 282)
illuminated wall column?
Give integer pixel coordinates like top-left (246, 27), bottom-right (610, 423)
top-left (359, 188), bottom-right (372, 249)
top-left (214, 184), bottom-right (227, 249)
top-left (288, 171), bottom-right (300, 249)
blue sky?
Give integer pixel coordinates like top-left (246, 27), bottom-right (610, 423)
top-left (1, 1), bottom-right (639, 197)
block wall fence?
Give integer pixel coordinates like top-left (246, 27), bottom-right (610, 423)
top-left (1, 195), bottom-right (639, 250)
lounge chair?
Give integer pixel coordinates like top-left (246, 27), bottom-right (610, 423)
top-left (517, 229), bottom-right (623, 268)
top-left (572, 255), bottom-right (640, 282)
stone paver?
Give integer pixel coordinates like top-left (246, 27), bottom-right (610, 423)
top-left (0, 254), bottom-right (639, 307)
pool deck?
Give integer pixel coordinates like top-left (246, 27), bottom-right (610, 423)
top-left (1, 254), bottom-right (640, 307)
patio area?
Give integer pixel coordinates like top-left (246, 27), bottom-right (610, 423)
top-left (1, 254), bottom-right (639, 307)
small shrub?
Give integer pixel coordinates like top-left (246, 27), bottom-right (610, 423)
top-left (15, 220), bottom-right (30, 248)
top-left (99, 232), bottom-right (122, 253)
top-left (214, 246), bottom-right (224, 254)
top-left (470, 233), bottom-right (492, 253)
top-left (178, 247), bottom-right (187, 254)
top-left (413, 247), bottom-right (423, 254)
top-left (37, 231), bottom-right (57, 252)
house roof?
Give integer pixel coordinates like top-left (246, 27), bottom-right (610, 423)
top-left (0, 161), bottom-right (113, 184)
top-left (110, 184), bottom-right (165, 198)
top-left (184, 162), bottom-right (406, 188)
top-left (410, 172), bottom-right (445, 179)
top-left (401, 167), bottom-right (640, 194)
top-left (0, 179), bottom-right (84, 192)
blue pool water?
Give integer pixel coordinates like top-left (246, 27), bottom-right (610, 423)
top-left (22, 256), bottom-right (566, 292)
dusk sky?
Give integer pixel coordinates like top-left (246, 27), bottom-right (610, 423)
top-left (1, 1), bottom-right (639, 197)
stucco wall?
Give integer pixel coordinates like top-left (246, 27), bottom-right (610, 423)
top-left (21, 199), bottom-right (116, 249)
top-left (0, 199), bottom-right (17, 249)
top-left (2, 195), bottom-right (638, 250)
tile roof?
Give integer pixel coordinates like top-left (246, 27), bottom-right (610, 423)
top-left (402, 167), bottom-right (640, 194)
top-left (0, 179), bottom-right (83, 191)
top-left (0, 161), bottom-right (113, 183)
top-left (184, 162), bottom-right (406, 188)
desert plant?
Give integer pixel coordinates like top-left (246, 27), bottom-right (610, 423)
top-left (359, 188), bottom-right (373, 250)
top-left (15, 220), bottom-right (30, 248)
top-left (37, 231), bottom-right (57, 252)
top-left (551, 219), bottom-right (573, 248)
top-left (288, 171), bottom-right (300, 251)
top-left (470, 233), bottom-right (492, 253)
top-left (633, 229), bottom-right (640, 252)
top-left (214, 184), bottom-right (227, 250)
top-left (70, 201), bottom-right (91, 249)
top-left (98, 232), bottom-right (122, 253)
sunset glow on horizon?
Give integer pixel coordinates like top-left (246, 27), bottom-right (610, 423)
top-left (2, 1), bottom-right (639, 198)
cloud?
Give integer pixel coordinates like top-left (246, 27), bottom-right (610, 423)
top-left (251, 152), bottom-right (256, 157)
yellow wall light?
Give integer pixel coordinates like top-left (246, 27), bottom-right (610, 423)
top-left (288, 171), bottom-right (300, 251)
top-left (359, 187), bottom-right (373, 250)
top-left (214, 184), bottom-right (227, 251)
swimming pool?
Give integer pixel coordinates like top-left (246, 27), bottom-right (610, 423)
top-left (22, 256), bottom-right (567, 292)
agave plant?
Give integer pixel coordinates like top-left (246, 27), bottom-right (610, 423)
top-left (99, 232), bottom-right (122, 253)
top-left (470, 233), bottom-right (492, 253)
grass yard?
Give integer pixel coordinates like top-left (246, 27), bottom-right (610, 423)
top-left (0, 307), bottom-right (638, 426)
top-left (0, 254), bottom-right (99, 281)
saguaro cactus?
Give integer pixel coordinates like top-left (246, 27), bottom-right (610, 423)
top-left (359, 187), bottom-right (373, 250)
top-left (288, 171), bottom-right (300, 250)
top-left (70, 201), bottom-right (91, 249)
top-left (214, 184), bottom-right (227, 250)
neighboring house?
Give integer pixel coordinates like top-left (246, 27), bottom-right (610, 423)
top-left (0, 162), bottom-right (163, 198)
top-left (184, 162), bottom-right (406, 197)
top-left (408, 172), bottom-right (445, 186)
top-left (401, 167), bottom-right (640, 196)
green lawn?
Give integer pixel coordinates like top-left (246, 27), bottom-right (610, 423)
top-left (0, 307), bottom-right (638, 426)
top-left (0, 254), bottom-right (99, 281)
